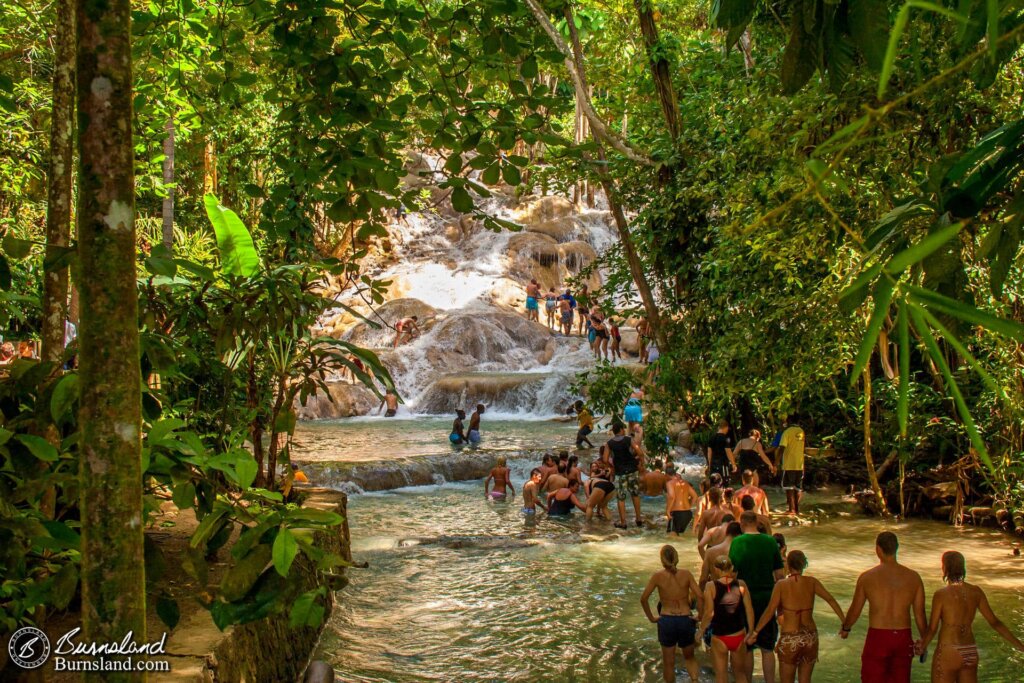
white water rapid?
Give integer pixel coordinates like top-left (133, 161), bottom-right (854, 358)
top-left (313, 153), bottom-right (633, 418)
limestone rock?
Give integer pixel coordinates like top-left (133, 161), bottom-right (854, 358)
top-left (295, 382), bottom-right (379, 419)
top-left (514, 195), bottom-right (575, 225)
top-left (340, 298), bottom-right (438, 348)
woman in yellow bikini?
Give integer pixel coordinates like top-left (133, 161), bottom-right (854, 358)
top-left (920, 551), bottom-right (1024, 683)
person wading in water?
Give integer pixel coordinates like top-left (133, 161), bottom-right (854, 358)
top-left (640, 545), bottom-right (703, 683)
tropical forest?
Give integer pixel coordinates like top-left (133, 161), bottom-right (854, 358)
top-left (1, 0), bottom-right (1023, 681)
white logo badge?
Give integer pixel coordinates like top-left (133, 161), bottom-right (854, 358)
top-left (8, 626), bottom-right (51, 669)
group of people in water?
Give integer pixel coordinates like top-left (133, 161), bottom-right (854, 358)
top-left (476, 409), bottom-right (1024, 683)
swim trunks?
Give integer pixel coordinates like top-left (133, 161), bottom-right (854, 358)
top-left (561, 311), bottom-right (573, 325)
top-left (781, 469), bottom-right (804, 491)
top-left (575, 425), bottom-right (593, 446)
top-left (467, 429), bottom-right (480, 443)
top-left (861, 627), bottom-right (913, 683)
top-left (384, 409), bottom-right (396, 417)
top-left (776, 627), bottom-right (819, 666)
top-left (588, 329), bottom-right (597, 344)
top-left (667, 510), bottom-right (693, 534)
top-left (522, 507), bottom-right (536, 515)
top-left (615, 471), bottom-right (641, 501)
top-left (526, 296), bottom-right (538, 311)
top-left (657, 614), bottom-right (697, 649)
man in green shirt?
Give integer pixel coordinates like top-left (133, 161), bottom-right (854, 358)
top-left (729, 511), bottom-right (785, 683)
top-left (779, 417), bottom-right (806, 515)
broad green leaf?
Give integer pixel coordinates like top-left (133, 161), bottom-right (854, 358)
top-left (2, 235), bottom-right (33, 259)
top-left (481, 163), bottom-right (501, 185)
top-left (191, 507), bottom-right (229, 548)
top-left (220, 544), bottom-right (272, 602)
top-left (451, 187), bottom-right (474, 213)
top-left (289, 588), bottom-right (325, 628)
top-left (203, 194), bottom-right (261, 277)
top-left (50, 373), bottom-right (79, 424)
top-left (172, 482), bottom-right (196, 509)
top-left (235, 456), bottom-right (258, 490)
top-left (149, 418), bottom-right (186, 443)
top-left (50, 563), bottom-right (79, 610)
top-left (146, 256), bottom-right (178, 277)
top-left (272, 527), bottom-right (298, 577)
top-left (16, 434), bottom-right (59, 462)
top-left (883, 222), bottom-right (963, 274)
top-left (286, 508), bottom-right (344, 525)
top-left (502, 163), bottom-right (521, 186)
top-left (850, 278), bottom-right (896, 385)
top-left (780, 8), bottom-right (818, 95)
top-left (42, 520), bottom-right (81, 550)
top-left (157, 595), bottom-right (180, 629)
top-left (848, 0), bottom-right (889, 71)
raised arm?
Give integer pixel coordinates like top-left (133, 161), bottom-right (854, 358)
top-left (814, 578), bottom-right (847, 625)
top-left (640, 576), bottom-right (659, 623)
top-left (978, 588), bottom-right (1024, 651)
top-left (841, 575), bottom-right (867, 638)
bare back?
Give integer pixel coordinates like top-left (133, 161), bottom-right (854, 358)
top-left (774, 575), bottom-right (820, 632)
top-left (652, 568), bottom-right (699, 616)
top-left (667, 480), bottom-right (697, 512)
top-left (522, 481), bottom-right (539, 509)
top-left (860, 563), bottom-right (925, 629)
top-left (545, 474), bottom-right (569, 492)
top-left (933, 583), bottom-right (984, 646)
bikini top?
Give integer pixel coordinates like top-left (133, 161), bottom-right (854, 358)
top-left (711, 580), bottom-right (747, 634)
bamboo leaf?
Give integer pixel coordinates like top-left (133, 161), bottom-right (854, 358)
top-left (883, 221), bottom-right (963, 274)
top-left (986, 0), bottom-right (998, 61)
top-left (908, 307), bottom-right (993, 471)
top-left (912, 303), bottom-right (1005, 401)
top-left (896, 300), bottom-right (910, 439)
top-left (838, 261), bottom-right (884, 313)
top-left (850, 278), bottom-right (896, 385)
top-left (907, 285), bottom-right (1024, 340)
top-left (878, 4), bottom-right (911, 98)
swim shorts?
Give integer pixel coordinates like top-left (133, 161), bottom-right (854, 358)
top-left (467, 429), bottom-right (481, 443)
top-left (561, 311), bottom-right (573, 325)
top-left (615, 471), bottom-right (641, 501)
top-left (781, 469), bottom-right (804, 491)
top-left (576, 426), bottom-right (593, 446)
top-left (384, 409), bottom-right (396, 417)
top-left (657, 614), bottom-right (697, 649)
top-left (667, 510), bottom-right (693, 534)
top-left (776, 627), bottom-right (819, 666)
top-left (523, 507), bottom-right (536, 515)
top-left (588, 329), bottom-right (597, 344)
top-left (624, 401), bottom-right (643, 424)
top-left (526, 296), bottom-right (538, 311)
top-left (861, 628), bottom-right (913, 683)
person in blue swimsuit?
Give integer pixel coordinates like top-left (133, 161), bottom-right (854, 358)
top-left (450, 409), bottom-right (467, 444)
top-left (624, 386), bottom-right (644, 433)
top-left (525, 279), bottom-right (540, 322)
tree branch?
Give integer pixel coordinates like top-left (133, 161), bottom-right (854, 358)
top-left (523, 0), bottom-right (654, 167)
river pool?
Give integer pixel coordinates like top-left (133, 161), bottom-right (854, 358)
top-left (303, 420), bottom-right (1024, 682)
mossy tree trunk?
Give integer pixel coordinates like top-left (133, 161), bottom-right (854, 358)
top-left (75, 0), bottom-right (147, 675)
top-left (41, 0), bottom-right (76, 364)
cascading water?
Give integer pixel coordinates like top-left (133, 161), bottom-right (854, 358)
top-left (317, 153), bottom-right (626, 418)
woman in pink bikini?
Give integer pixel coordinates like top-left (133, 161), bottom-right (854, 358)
top-left (698, 555), bottom-right (755, 683)
top-left (748, 550), bottom-right (846, 683)
top-left (484, 456), bottom-right (515, 501)
top-left (920, 550), bottom-right (1024, 683)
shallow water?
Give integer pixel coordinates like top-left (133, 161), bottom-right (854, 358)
top-left (310, 421), bottom-right (1024, 682)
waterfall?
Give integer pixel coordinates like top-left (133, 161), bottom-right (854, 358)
top-left (318, 153), bottom-right (625, 418)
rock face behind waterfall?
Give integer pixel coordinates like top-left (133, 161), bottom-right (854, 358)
top-left (304, 156), bottom-right (624, 418)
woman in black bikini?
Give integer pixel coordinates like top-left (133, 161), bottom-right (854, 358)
top-left (699, 555), bottom-right (755, 683)
top-left (920, 550), bottom-right (1024, 683)
top-left (585, 461), bottom-right (615, 521)
top-left (547, 480), bottom-right (587, 516)
top-left (734, 429), bottom-right (775, 485)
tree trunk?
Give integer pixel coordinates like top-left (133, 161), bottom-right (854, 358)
top-left (862, 367), bottom-right (888, 515)
top-left (161, 117), bottom-right (174, 250)
top-left (41, 0), bottom-right (76, 364)
top-left (76, 0), bottom-right (147, 673)
top-left (633, 0), bottom-right (682, 142)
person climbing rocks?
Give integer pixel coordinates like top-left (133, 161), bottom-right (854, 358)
top-left (467, 403), bottom-right (485, 443)
top-left (559, 289), bottom-right (576, 336)
top-left (574, 400), bottom-right (595, 449)
top-left (525, 279), bottom-right (541, 322)
top-left (636, 316), bottom-right (651, 362)
top-left (575, 284), bottom-right (591, 336)
top-left (545, 287), bottom-right (559, 330)
top-left (393, 316), bottom-right (420, 348)
top-left (609, 318), bottom-right (622, 361)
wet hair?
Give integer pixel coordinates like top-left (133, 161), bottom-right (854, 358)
top-left (573, 399), bottom-right (584, 411)
top-left (942, 551), bottom-right (966, 583)
top-left (740, 510), bottom-right (759, 526)
top-left (709, 473), bottom-right (723, 487)
top-left (787, 550), bottom-right (808, 572)
top-left (708, 487), bottom-right (723, 505)
top-left (612, 423), bottom-right (625, 435)
top-left (773, 533), bottom-right (787, 552)
top-left (476, 403), bottom-right (485, 412)
top-left (741, 470), bottom-right (754, 484)
top-left (557, 462), bottom-right (567, 475)
top-left (291, 462), bottom-right (301, 471)
top-left (718, 419), bottom-right (730, 429)
top-left (568, 479), bottom-right (580, 490)
top-left (496, 456), bottom-right (506, 467)
top-left (726, 522), bottom-right (743, 537)
top-left (721, 514), bottom-right (735, 523)
top-left (740, 495), bottom-right (755, 511)
top-left (666, 465), bottom-right (677, 476)
top-left (456, 409), bottom-right (466, 419)
top-left (653, 459), bottom-right (663, 471)
top-left (530, 468), bottom-right (543, 478)
top-left (542, 454), bottom-right (555, 466)
top-left (567, 455), bottom-right (578, 470)
top-left (660, 544), bottom-right (679, 574)
top-left (558, 450), bottom-right (569, 460)
top-left (713, 555), bottom-right (735, 574)
top-left (876, 531), bottom-right (899, 556)
top-left (699, 478), bottom-right (710, 494)
top-left (723, 487), bottom-right (734, 501)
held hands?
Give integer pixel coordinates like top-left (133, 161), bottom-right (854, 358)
top-left (746, 632), bottom-right (757, 646)
top-left (648, 615), bottom-right (659, 624)
top-left (839, 628), bottom-right (850, 640)
top-left (913, 640), bottom-right (924, 656)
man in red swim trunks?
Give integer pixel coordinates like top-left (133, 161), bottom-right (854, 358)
top-left (840, 531), bottom-right (927, 683)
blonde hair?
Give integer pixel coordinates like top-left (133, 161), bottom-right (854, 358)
top-left (713, 555), bottom-right (735, 575)
top-left (496, 456), bottom-right (506, 467)
top-left (660, 545), bottom-right (678, 574)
